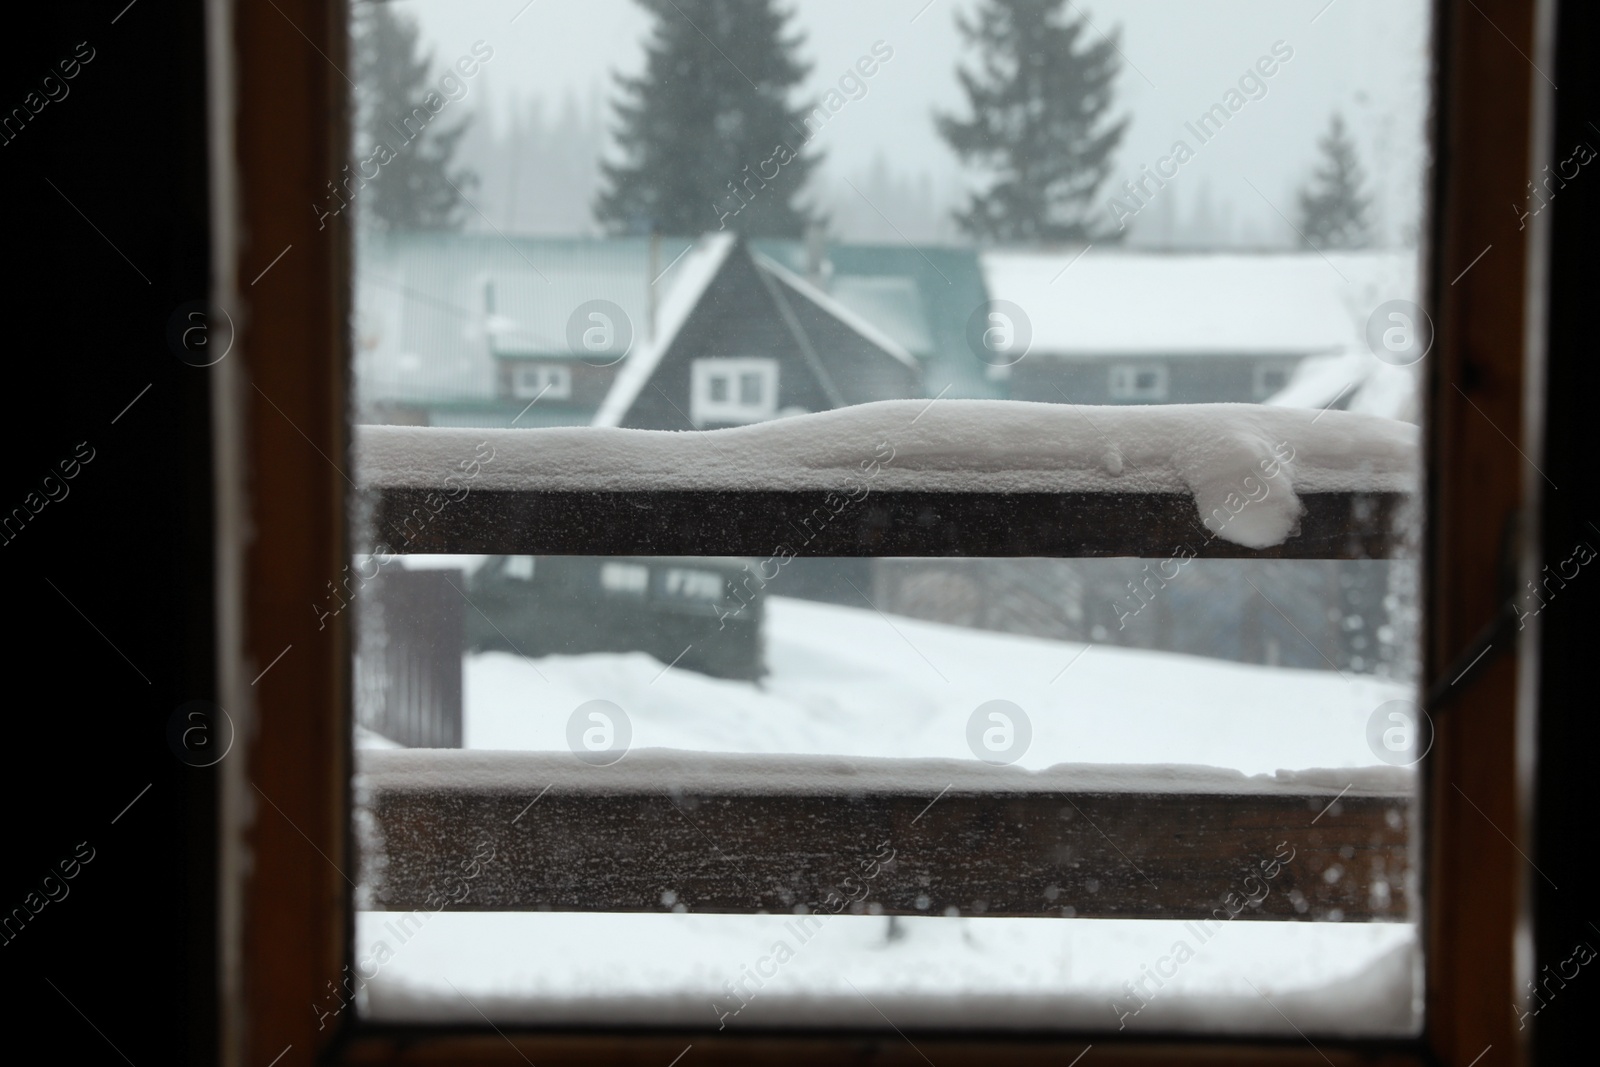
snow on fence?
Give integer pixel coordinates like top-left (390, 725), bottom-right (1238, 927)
top-left (352, 404), bottom-right (1419, 925)
top-left (355, 401), bottom-right (1416, 557)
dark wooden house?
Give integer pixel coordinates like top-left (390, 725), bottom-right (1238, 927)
top-left (464, 555), bottom-right (767, 682)
top-left (594, 234), bottom-right (922, 429)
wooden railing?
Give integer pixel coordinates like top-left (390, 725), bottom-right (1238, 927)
top-left (356, 441), bottom-right (1417, 927)
top-left (359, 752), bottom-right (1413, 923)
top-left (366, 487), bottom-right (1410, 559)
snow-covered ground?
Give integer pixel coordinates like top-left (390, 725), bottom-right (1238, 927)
top-left (357, 595), bottom-right (1420, 1035)
top-left (458, 596), bottom-right (1408, 774)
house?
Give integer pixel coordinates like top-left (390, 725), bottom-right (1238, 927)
top-left (354, 232), bottom-right (986, 429)
top-left (983, 251), bottom-right (1376, 406)
top-left (758, 242), bottom-right (1003, 402)
top-left (464, 554), bottom-right (767, 682)
top-left (354, 231), bottom-right (700, 427)
top-left (869, 250), bottom-right (1423, 675)
top-left (1259, 250), bottom-right (1423, 423)
top-left (593, 234), bottom-right (923, 429)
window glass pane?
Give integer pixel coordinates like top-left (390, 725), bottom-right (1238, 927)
top-left (348, 0), bottom-right (1432, 1038)
top-left (740, 371), bottom-right (764, 405)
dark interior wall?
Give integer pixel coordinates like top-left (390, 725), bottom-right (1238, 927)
top-left (0, 3), bottom-right (213, 1064)
top-left (1531, 0), bottom-right (1600, 1061)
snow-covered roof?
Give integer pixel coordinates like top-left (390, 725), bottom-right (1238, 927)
top-left (591, 233), bottom-right (738, 428)
top-left (593, 237), bottom-right (925, 427)
top-left (355, 232), bottom-right (701, 406)
top-left (1264, 351), bottom-right (1418, 423)
top-left (357, 399), bottom-right (1419, 549)
top-left (754, 252), bottom-right (920, 371)
top-left (982, 250), bottom-right (1364, 358)
top-left (829, 275), bottom-right (935, 356)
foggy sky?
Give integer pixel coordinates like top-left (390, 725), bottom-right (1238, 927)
top-left (388, 0), bottom-right (1431, 245)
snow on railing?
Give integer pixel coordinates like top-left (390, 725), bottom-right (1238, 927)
top-left (355, 401), bottom-right (1417, 556)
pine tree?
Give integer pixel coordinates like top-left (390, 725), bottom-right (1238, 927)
top-left (350, 2), bottom-right (476, 231)
top-left (936, 0), bottom-right (1128, 244)
top-left (595, 0), bottom-right (819, 237)
top-left (1295, 113), bottom-right (1374, 250)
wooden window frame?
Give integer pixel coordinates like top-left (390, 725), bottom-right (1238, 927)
top-left (215, 0), bottom-right (1551, 1063)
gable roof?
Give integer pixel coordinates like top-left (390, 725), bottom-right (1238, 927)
top-left (758, 241), bottom-right (1001, 401)
top-left (594, 235), bottom-right (925, 429)
top-left (591, 233), bottom-right (738, 428)
top-left (754, 252), bottom-right (919, 371)
top-left (828, 275), bottom-right (935, 357)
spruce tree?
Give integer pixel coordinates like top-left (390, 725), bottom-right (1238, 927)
top-left (595, 0), bottom-right (819, 237)
top-left (936, 0), bottom-right (1128, 243)
top-left (350, 1), bottom-right (476, 231)
top-left (1295, 113), bottom-right (1374, 250)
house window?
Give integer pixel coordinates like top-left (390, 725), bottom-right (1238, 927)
top-left (599, 561), bottom-right (649, 595)
top-left (511, 363), bottom-right (572, 401)
top-left (1108, 363), bottom-right (1169, 401)
top-left (657, 566), bottom-right (726, 604)
top-left (739, 371), bottom-right (765, 406)
top-left (1254, 364), bottom-right (1291, 400)
top-left (690, 357), bottom-right (778, 426)
top-left (502, 555), bottom-right (535, 580)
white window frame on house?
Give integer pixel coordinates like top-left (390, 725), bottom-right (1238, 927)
top-left (511, 363), bottom-right (573, 401)
top-left (658, 565), bottom-right (726, 604)
top-left (1108, 362), bottom-right (1169, 401)
top-left (598, 561), bottom-right (649, 596)
top-left (1253, 363), bottom-right (1292, 401)
top-left (689, 357), bottom-right (778, 426)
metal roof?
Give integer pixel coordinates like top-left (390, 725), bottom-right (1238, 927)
top-left (355, 231), bottom-right (991, 426)
top-left (827, 275), bottom-right (935, 357)
top-left (981, 249), bottom-right (1414, 359)
top-left (355, 231), bottom-right (696, 413)
top-left (757, 241), bottom-right (1002, 401)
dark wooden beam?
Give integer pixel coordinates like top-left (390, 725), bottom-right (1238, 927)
top-left (338, 1034), bottom-right (1427, 1067)
top-left (1423, 2), bottom-right (1542, 1063)
top-left (363, 781), bottom-right (1411, 922)
top-left (364, 488), bottom-right (1410, 559)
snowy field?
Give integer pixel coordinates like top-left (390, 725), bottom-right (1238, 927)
top-left (358, 594), bottom-right (1420, 1035)
top-left (462, 596), bottom-right (1410, 774)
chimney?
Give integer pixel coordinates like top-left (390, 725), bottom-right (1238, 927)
top-left (803, 223), bottom-right (831, 290)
